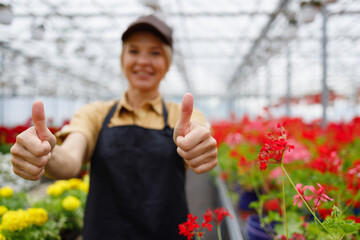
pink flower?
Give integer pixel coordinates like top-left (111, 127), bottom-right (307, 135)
top-left (309, 183), bottom-right (334, 209)
top-left (293, 183), bottom-right (313, 207)
top-left (293, 183), bottom-right (333, 209)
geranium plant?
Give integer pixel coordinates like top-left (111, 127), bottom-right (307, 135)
top-left (178, 207), bottom-right (232, 240)
top-left (256, 122), bottom-right (360, 239)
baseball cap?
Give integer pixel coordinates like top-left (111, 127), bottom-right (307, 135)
top-left (121, 15), bottom-right (173, 48)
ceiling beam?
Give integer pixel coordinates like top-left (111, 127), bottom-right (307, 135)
top-left (225, 0), bottom-right (290, 93)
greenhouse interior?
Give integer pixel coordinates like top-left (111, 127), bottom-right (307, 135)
top-left (1, 0), bottom-right (360, 239)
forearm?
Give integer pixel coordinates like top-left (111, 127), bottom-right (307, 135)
top-left (44, 145), bottom-right (83, 180)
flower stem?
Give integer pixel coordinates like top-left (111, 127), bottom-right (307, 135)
top-left (280, 164), bottom-right (336, 240)
top-left (217, 225), bottom-right (222, 240)
top-left (281, 166), bottom-right (289, 239)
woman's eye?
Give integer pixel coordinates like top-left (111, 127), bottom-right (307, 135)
top-left (129, 49), bottom-right (138, 54)
top-left (151, 51), bottom-right (161, 56)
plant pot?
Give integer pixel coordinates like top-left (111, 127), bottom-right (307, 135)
top-left (238, 190), bottom-right (258, 220)
top-left (238, 190), bottom-right (258, 211)
top-left (0, 6), bottom-right (14, 25)
top-left (246, 214), bottom-right (276, 240)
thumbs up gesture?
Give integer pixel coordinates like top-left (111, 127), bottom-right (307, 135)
top-left (10, 101), bottom-right (56, 180)
top-left (174, 93), bottom-right (218, 174)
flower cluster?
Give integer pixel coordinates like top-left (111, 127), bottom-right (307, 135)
top-left (293, 183), bottom-right (333, 209)
top-left (179, 207), bottom-right (232, 240)
top-left (46, 178), bottom-right (89, 197)
top-left (1, 209), bottom-right (31, 231)
top-left (1, 207), bottom-right (49, 232)
top-left (213, 116), bottom-right (360, 239)
top-left (258, 123), bottom-right (294, 170)
top-left (0, 176), bottom-right (89, 240)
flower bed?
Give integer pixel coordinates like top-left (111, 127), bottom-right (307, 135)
top-left (0, 177), bottom-right (88, 240)
top-left (211, 116), bottom-right (360, 239)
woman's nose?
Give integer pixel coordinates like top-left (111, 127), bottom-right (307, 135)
top-left (136, 54), bottom-right (150, 65)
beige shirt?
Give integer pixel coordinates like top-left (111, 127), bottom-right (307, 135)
top-left (56, 92), bottom-right (207, 162)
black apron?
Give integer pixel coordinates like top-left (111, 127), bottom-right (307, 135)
top-left (83, 101), bottom-right (188, 240)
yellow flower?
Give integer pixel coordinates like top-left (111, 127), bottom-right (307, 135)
top-left (0, 233), bottom-right (5, 240)
top-left (27, 208), bottom-right (48, 226)
top-left (1, 210), bottom-right (30, 231)
top-left (0, 206), bottom-right (8, 216)
top-left (0, 186), bottom-right (13, 198)
top-left (68, 178), bottom-right (83, 189)
top-left (78, 182), bottom-right (89, 193)
top-left (62, 196), bottom-right (81, 211)
top-left (46, 180), bottom-right (69, 197)
top-left (82, 174), bottom-right (90, 184)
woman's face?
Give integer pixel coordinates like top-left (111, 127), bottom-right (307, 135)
top-left (122, 31), bottom-right (168, 93)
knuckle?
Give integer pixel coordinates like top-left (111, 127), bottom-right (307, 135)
top-left (33, 145), bottom-right (46, 157)
top-left (12, 167), bottom-right (22, 177)
top-left (211, 159), bottom-right (218, 168)
top-left (180, 150), bottom-right (190, 160)
top-left (181, 142), bottom-right (192, 151)
top-left (10, 144), bottom-right (18, 155)
top-left (38, 155), bottom-right (49, 167)
top-left (193, 167), bottom-right (205, 175)
top-left (209, 138), bottom-right (217, 148)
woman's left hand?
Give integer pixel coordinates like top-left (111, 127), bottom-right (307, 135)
top-left (173, 93), bottom-right (218, 174)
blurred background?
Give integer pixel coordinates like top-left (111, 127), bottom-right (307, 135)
top-left (1, 1), bottom-right (360, 239)
top-left (0, 0), bottom-right (359, 127)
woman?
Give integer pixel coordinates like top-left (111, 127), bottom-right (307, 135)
top-left (10, 14), bottom-right (218, 239)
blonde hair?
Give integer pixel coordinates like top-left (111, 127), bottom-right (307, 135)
top-left (120, 39), bottom-right (172, 73)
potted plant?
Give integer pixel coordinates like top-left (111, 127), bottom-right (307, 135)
top-left (299, 0), bottom-right (322, 24)
top-left (0, 3), bottom-right (14, 25)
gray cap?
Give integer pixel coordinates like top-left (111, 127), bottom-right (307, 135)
top-left (121, 15), bottom-right (173, 48)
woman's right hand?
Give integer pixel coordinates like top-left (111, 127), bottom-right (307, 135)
top-left (10, 101), bottom-right (56, 181)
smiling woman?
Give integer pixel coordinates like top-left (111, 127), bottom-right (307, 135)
top-left (122, 31), bottom-right (168, 100)
top-left (9, 14), bottom-right (219, 240)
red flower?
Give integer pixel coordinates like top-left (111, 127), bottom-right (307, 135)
top-left (258, 122), bottom-right (295, 170)
top-left (214, 207), bottom-right (233, 224)
top-left (346, 215), bottom-right (360, 223)
top-left (264, 198), bottom-right (282, 213)
top-left (179, 207), bottom-right (232, 239)
top-left (178, 214), bottom-right (200, 240)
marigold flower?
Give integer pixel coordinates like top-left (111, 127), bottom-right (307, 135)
top-left (68, 178), bottom-right (83, 189)
top-left (27, 208), bottom-right (48, 226)
top-left (78, 182), bottom-right (89, 193)
top-left (1, 209), bottom-right (30, 231)
top-left (0, 186), bottom-right (13, 198)
top-left (62, 195), bottom-right (81, 211)
top-left (0, 206), bottom-right (8, 216)
top-left (46, 180), bottom-right (70, 197)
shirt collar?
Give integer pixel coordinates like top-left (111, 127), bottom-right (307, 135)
top-left (116, 91), bottom-right (163, 115)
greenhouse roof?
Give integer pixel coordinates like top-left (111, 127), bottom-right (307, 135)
top-left (0, 0), bottom-right (359, 121)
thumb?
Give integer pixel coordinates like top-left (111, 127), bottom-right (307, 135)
top-left (175, 92), bottom-right (194, 137)
top-left (32, 100), bottom-right (50, 142)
